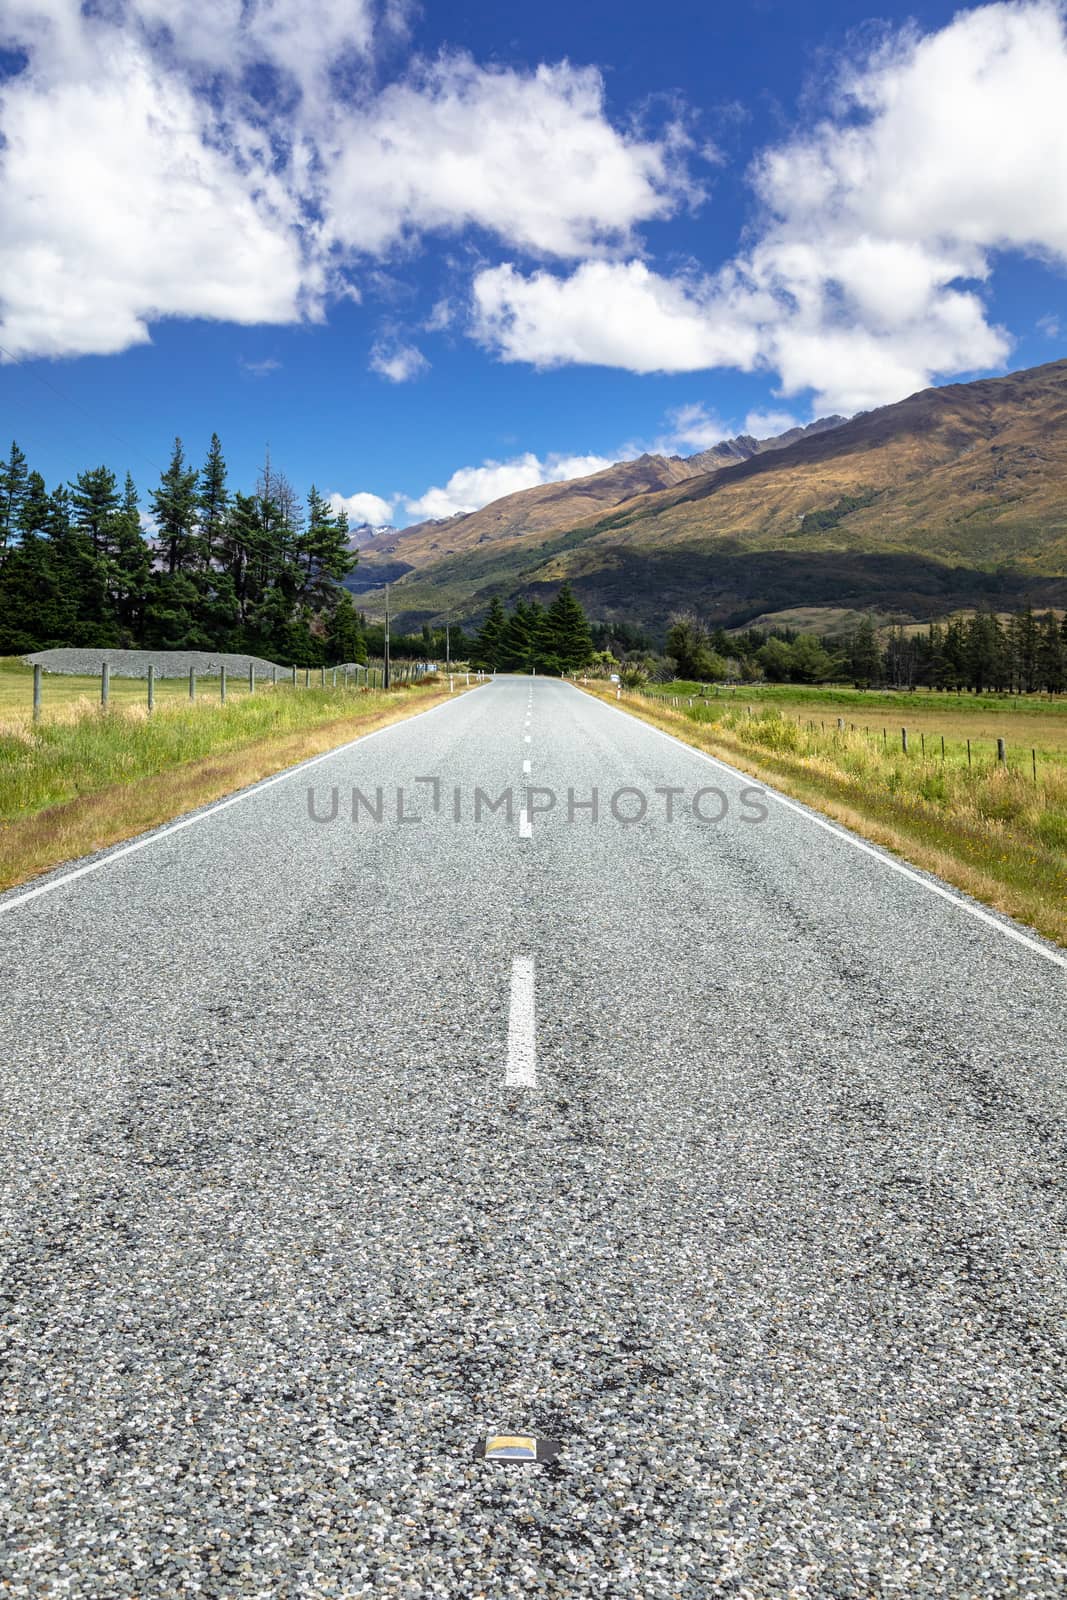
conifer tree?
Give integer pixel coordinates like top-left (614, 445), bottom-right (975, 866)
top-left (0, 441), bottom-right (29, 567)
top-left (474, 595), bottom-right (507, 669)
top-left (151, 438), bottom-right (200, 575)
top-left (546, 582), bottom-right (593, 672)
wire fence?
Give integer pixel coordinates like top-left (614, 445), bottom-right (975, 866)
top-left (631, 686), bottom-right (1053, 785)
top-left (25, 658), bottom-right (469, 722)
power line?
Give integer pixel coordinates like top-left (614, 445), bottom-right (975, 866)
top-left (0, 340), bottom-right (166, 480)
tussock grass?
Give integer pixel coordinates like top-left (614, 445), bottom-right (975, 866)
top-left (0, 680), bottom-right (462, 892)
top-left (589, 686), bottom-right (1067, 947)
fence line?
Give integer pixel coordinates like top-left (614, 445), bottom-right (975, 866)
top-left (629, 685), bottom-right (1048, 784)
top-left (22, 659), bottom-right (488, 722)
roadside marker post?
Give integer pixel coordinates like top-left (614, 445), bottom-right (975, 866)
top-left (249, 663), bottom-right (256, 695)
top-left (189, 666), bottom-right (196, 702)
top-left (147, 663), bottom-right (155, 713)
top-left (221, 665), bottom-right (227, 704)
top-left (101, 662), bottom-right (110, 707)
top-left (32, 664), bottom-right (41, 722)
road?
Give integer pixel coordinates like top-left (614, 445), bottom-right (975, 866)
top-left (1, 676), bottom-right (1064, 1598)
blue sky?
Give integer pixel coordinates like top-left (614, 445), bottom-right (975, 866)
top-left (1, 0), bottom-right (1066, 527)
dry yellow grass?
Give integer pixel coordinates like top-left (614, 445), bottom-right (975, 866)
top-left (585, 685), bottom-right (1067, 948)
top-left (0, 681), bottom-right (468, 893)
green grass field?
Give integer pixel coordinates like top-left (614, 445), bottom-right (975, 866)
top-left (0, 659), bottom-right (459, 890)
top-left (0, 656), bottom-right (373, 722)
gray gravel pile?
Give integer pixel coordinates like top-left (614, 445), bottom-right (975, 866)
top-left (0, 678), bottom-right (1064, 1597)
top-left (23, 647), bottom-right (291, 679)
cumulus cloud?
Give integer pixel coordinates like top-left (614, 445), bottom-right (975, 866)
top-left (369, 341), bottom-right (430, 382)
top-left (401, 450), bottom-right (615, 521)
top-left (475, 2), bottom-right (1067, 411)
top-left (324, 57), bottom-right (695, 260)
top-left (329, 490), bottom-right (396, 527)
top-left (473, 260), bottom-right (763, 374)
top-left (0, 3), bottom-right (694, 359)
top-left (0, 11), bottom-right (313, 358)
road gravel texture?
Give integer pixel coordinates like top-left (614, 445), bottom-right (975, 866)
top-left (0, 677), bottom-right (1064, 1598)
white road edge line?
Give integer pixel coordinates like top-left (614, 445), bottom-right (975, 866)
top-left (519, 806), bottom-right (532, 840)
top-left (506, 955), bottom-right (537, 1087)
top-left (581, 686), bottom-right (1067, 976)
top-left (0, 690), bottom-right (470, 917)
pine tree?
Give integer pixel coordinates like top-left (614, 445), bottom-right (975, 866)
top-left (325, 590), bottom-right (367, 665)
top-left (69, 464), bottom-right (120, 557)
top-left (546, 582), bottom-right (593, 672)
top-left (197, 432), bottom-right (229, 569)
top-left (0, 441), bottom-right (29, 567)
top-left (474, 596), bottom-right (507, 670)
top-left (296, 486), bottom-right (357, 609)
top-left (151, 438), bottom-right (200, 576)
top-left (1037, 610), bottom-right (1066, 693)
top-left (846, 616), bottom-right (882, 687)
top-left (110, 474), bottom-right (151, 644)
top-left (500, 598), bottom-right (538, 670)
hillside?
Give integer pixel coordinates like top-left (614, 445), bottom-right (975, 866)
top-left (360, 360), bottom-right (1067, 631)
top-left (348, 419), bottom-right (846, 596)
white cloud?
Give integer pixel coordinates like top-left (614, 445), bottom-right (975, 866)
top-left (473, 260), bottom-right (763, 373)
top-left (1037, 312), bottom-right (1062, 339)
top-left (743, 409), bottom-right (800, 437)
top-left (664, 403), bottom-right (730, 451)
top-left (369, 340), bottom-right (429, 382)
top-left (0, 13), bottom-right (313, 358)
top-left (401, 450), bottom-right (615, 521)
top-left (0, 5), bottom-right (695, 359)
top-left (474, 2), bottom-right (1067, 411)
top-left (324, 57), bottom-right (695, 260)
top-left (329, 490), bottom-right (396, 527)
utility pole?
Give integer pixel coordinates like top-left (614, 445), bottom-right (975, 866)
top-left (445, 618), bottom-right (451, 674)
top-left (384, 583), bottom-right (391, 690)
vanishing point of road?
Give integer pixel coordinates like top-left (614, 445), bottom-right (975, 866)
top-left (1, 677), bottom-right (1064, 1597)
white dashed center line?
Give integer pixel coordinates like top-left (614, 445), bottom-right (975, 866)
top-left (505, 956), bottom-right (537, 1087)
top-left (523, 759), bottom-right (531, 775)
top-left (519, 806), bottom-right (532, 839)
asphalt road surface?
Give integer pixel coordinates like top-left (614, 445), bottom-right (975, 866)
top-left (1, 677), bottom-right (1064, 1599)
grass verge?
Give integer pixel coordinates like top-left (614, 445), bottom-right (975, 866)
top-left (585, 685), bottom-right (1067, 948)
top-left (0, 679), bottom-right (466, 893)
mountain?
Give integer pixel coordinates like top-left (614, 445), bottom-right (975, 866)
top-left (354, 360), bottom-right (1067, 631)
top-left (346, 417), bottom-right (846, 597)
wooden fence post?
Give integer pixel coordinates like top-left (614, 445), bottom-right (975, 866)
top-left (272, 665), bottom-right (278, 687)
top-left (305, 667), bottom-right (310, 689)
top-left (997, 737), bottom-right (1006, 766)
top-left (147, 663), bottom-right (155, 713)
top-left (292, 665), bottom-right (297, 687)
top-left (249, 663), bottom-right (256, 695)
top-left (221, 665), bottom-right (227, 704)
top-left (101, 662), bottom-right (110, 707)
top-left (901, 726), bottom-right (908, 754)
top-left (32, 664), bottom-right (41, 723)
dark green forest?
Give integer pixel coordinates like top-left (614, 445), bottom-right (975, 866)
top-left (471, 589), bottom-right (596, 674)
top-left (653, 610), bottom-right (1067, 693)
top-left (0, 438), bottom-right (366, 665)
